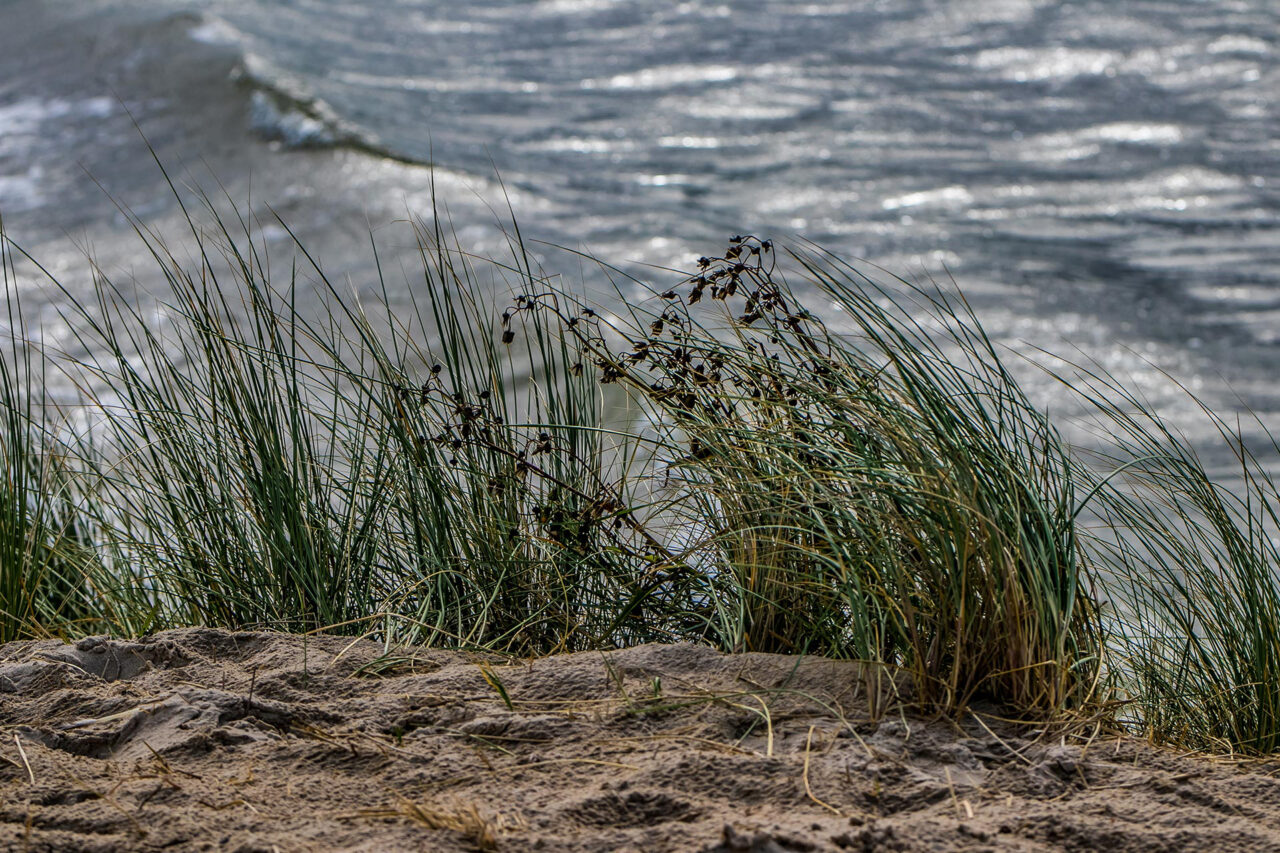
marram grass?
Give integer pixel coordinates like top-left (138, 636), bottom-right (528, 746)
top-left (2, 196), bottom-right (1279, 753)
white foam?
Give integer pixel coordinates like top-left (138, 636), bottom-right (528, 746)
top-left (0, 171), bottom-right (42, 212)
top-left (534, 0), bottom-right (617, 12)
top-left (188, 16), bottom-right (243, 46)
top-left (1091, 123), bottom-right (1184, 145)
top-left (0, 96), bottom-right (112, 133)
top-left (248, 91), bottom-right (335, 147)
top-left (969, 46), bottom-right (1120, 81)
top-left (1207, 35), bottom-right (1271, 55)
top-left (657, 136), bottom-right (723, 149)
top-left (0, 97), bottom-right (115, 212)
top-left (882, 186), bottom-right (974, 211)
top-left (591, 64), bottom-right (739, 90)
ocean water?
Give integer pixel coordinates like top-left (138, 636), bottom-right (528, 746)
top-left (1, 0), bottom-right (1277, 460)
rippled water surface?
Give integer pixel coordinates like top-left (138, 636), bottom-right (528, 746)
top-left (1, 0), bottom-right (1278, 453)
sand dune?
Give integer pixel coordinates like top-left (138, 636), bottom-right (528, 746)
top-left (2, 630), bottom-right (1279, 851)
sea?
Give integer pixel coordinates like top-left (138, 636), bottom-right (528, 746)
top-left (1, 0), bottom-right (1277, 469)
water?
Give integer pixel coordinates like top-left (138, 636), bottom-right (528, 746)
top-left (1, 0), bottom-right (1278, 458)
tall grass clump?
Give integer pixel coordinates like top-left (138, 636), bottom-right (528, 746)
top-left (2, 204), bottom-right (1105, 713)
top-left (53, 203), bottom-right (395, 633)
top-left (512, 237), bottom-right (1103, 714)
top-left (1062, 363), bottom-right (1280, 754)
top-left (0, 227), bottom-right (143, 640)
top-left (308, 216), bottom-right (701, 651)
top-left (3, 205), bottom-right (1112, 716)
top-left (9, 188), bottom-right (702, 651)
top-left (11, 180), bottom-right (1280, 749)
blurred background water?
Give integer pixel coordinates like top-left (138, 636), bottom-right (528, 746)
top-left (0, 0), bottom-right (1277, 464)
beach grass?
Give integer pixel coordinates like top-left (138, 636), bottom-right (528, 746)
top-left (3, 191), bottom-right (1280, 752)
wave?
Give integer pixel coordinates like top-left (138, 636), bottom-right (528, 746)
top-left (188, 13), bottom-right (429, 166)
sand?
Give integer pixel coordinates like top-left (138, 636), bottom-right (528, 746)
top-left (1, 630), bottom-right (1279, 852)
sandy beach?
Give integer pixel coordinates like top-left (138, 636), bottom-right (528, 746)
top-left (1, 630), bottom-right (1278, 852)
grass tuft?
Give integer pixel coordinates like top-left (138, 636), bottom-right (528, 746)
top-left (3, 188), bottom-right (1280, 751)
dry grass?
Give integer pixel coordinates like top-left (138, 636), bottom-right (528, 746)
top-left (346, 797), bottom-right (525, 851)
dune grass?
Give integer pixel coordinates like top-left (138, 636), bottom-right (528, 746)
top-left (514, 237), bottom-right (1102, 715)
top-left (3, 193), bottom-right (1280, 752)
top-left (1062, 365), bottom-right (1280, 754)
